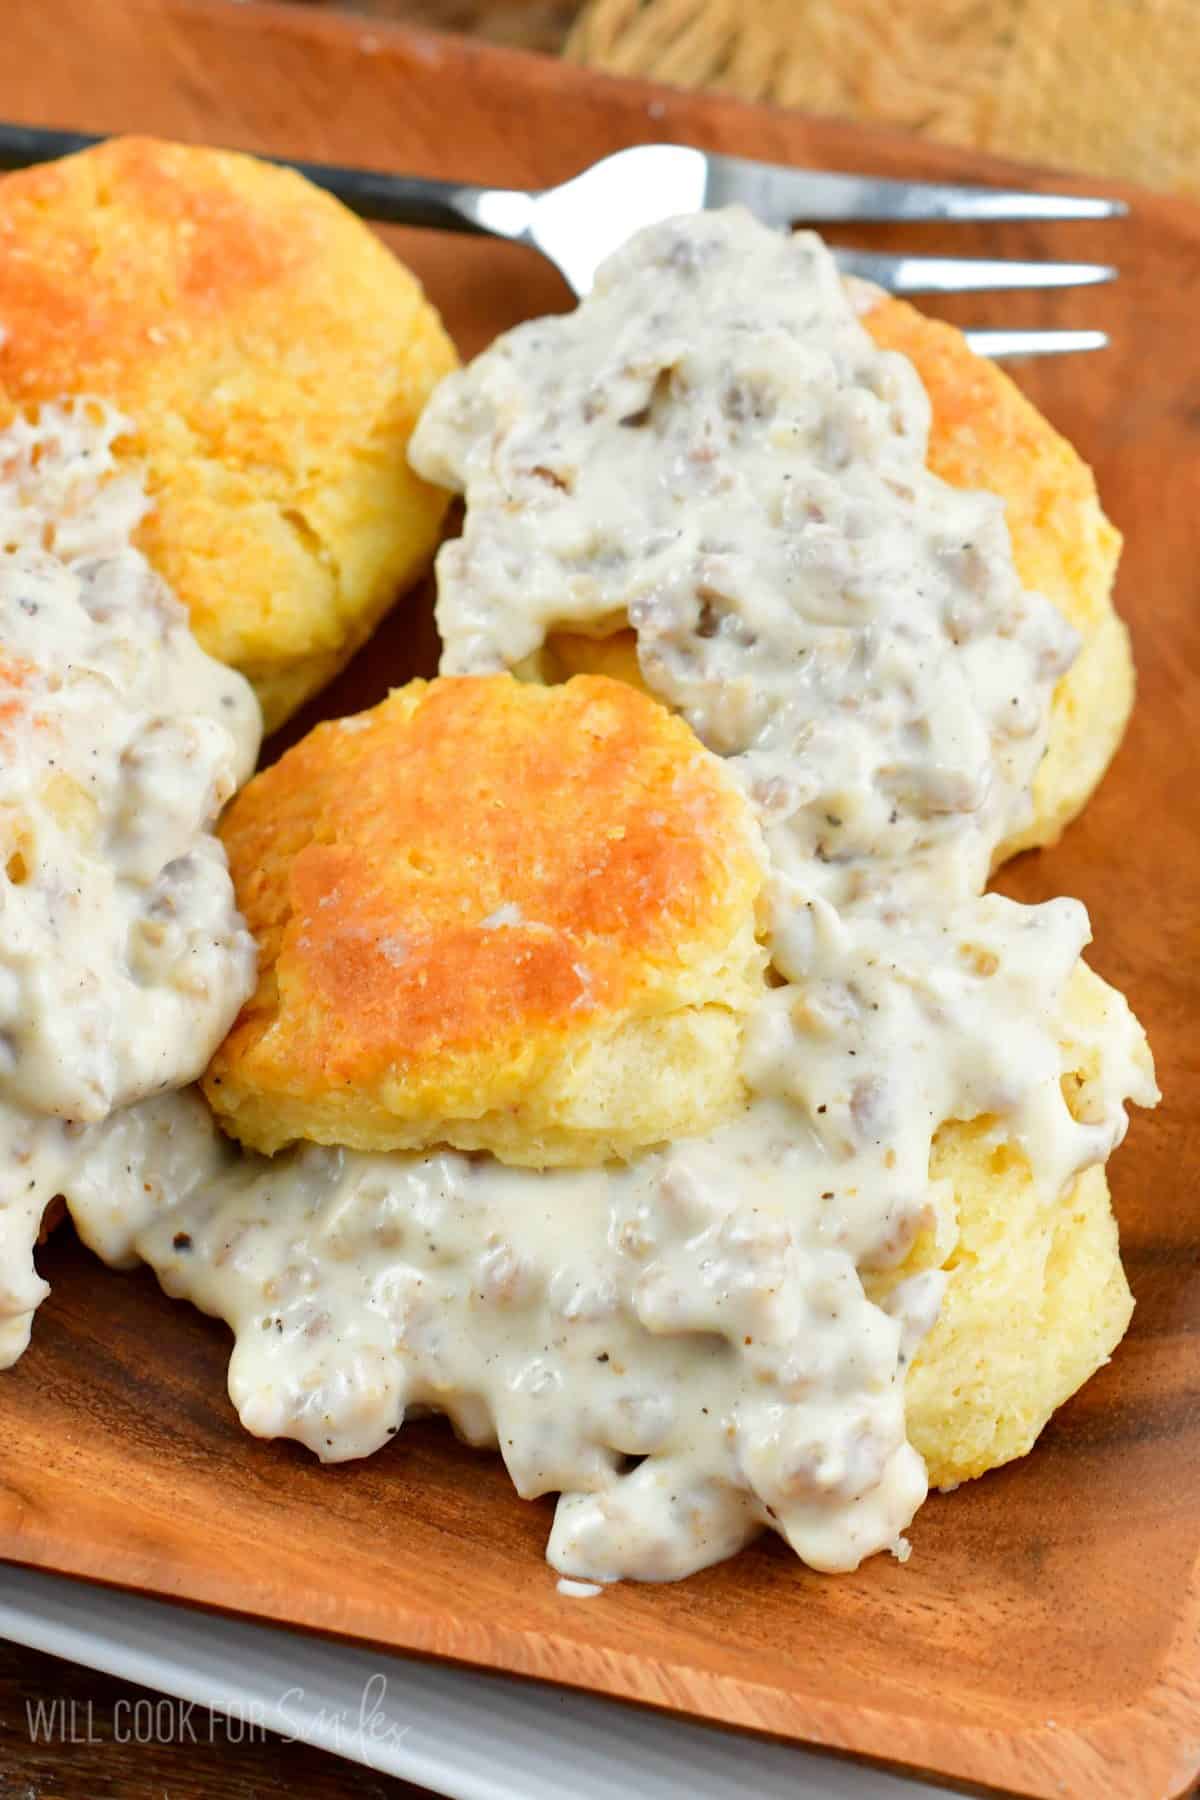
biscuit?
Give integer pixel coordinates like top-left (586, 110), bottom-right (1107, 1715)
top-left (206, 674), bottom-right (768, 1164)
top-left (547, 296), bottom-right (1132, 861)
top-left (868, 962), bottom-right (1155, 1486)
top-left (0, 136), bottom-right (458, 731)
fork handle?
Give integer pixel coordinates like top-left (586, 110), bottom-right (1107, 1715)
top-left (0, 121), bottom-right (510, 236)
top-left (287, 162), bottom-right (495, 233)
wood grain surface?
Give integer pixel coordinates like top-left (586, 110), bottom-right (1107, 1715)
top-left (282, 0), bottom-right (580, 56)
top-left (0, 4), bottom-right (1198, 1798)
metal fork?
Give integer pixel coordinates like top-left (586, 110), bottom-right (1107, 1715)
top-left (0, 126), bottom-right (1124, 358)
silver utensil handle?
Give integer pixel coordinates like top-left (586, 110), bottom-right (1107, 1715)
top-left (0, 120), bottom-right (510, 236)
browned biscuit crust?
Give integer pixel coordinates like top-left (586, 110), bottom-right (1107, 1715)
top-left (206, 674), bottom-right (767, 1163)
top-left (0, 136), bottom-right (458, 730)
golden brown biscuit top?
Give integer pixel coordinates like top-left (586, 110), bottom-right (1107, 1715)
top-left (0, 137), bottom-right (458, 731)
top-left (211, 674), bottom-right (765, 1105)
top-left (0, 137), bottom-right (305, 400)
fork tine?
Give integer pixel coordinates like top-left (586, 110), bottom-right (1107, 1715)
top-left (702, 152), bottom-right (1128, 224)
top-left (964, 329), bottom-right (1110, 358)
top-left (833, 250), bottom-right (1117, 294)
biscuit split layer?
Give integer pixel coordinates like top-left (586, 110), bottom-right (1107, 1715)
top-left (868, 961), bottom-right (1154, 1487)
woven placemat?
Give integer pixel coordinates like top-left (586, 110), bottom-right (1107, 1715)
top-left (567, 0), bottom-right (1199, 195)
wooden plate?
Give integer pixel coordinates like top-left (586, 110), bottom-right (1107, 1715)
top-left (2, 4), bottom-right (1198, 1795)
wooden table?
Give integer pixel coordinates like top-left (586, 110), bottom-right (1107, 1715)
top-left (287, 0), bottom-right (581, 55)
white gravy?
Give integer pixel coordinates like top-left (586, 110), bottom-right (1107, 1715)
top-left (64, 923), bottom-right (1151, 1584)
top-left (0, 400), bottom-right (261, 1363)
top-left (1, 224), bottom-right (1157, 1585)
top-left (411, 209), bottom-right (1077, 907)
